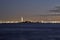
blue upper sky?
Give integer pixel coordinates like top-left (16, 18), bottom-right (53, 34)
top-left (0, 0), bottom-right (60, 20)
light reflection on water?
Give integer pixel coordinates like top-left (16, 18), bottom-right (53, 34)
top-left (0, 23), bottom-right (60, 40)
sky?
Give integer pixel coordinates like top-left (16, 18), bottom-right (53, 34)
top-left (0, 0), bottom-right (60, 21)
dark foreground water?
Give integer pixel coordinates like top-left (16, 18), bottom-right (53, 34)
top-left (0, 23), bottom-right (60, 40)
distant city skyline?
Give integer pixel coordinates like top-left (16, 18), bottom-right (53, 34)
top-left (0, 0), bottom-right (60, 20)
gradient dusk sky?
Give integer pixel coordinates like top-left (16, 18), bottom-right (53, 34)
top-left (0, 0), bottom-right (60, 20)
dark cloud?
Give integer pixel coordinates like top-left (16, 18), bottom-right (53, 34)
top-left (49, 6), bottom-right (60, 13)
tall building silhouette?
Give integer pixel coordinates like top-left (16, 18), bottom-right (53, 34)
top-left (21, 17), bottom-right (23, 22)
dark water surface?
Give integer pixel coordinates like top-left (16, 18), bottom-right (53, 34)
top-left (0, 23), bottom-right (60, 40)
